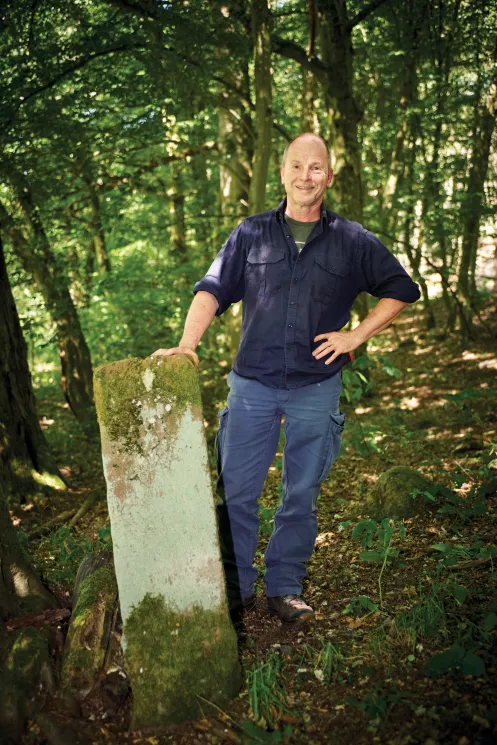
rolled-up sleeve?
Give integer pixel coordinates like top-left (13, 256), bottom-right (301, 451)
top-left (357, 231), bottom-right (421, 303)
top-left (193, 224), bottom-right (246, 315)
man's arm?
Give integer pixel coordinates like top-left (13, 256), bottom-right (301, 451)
top-left (313, 297), bottom-right (407, 365)
top-left (151, 291), bottom-right (219, 367)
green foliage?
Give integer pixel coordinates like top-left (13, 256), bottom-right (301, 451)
top-left (345, 686), bottom-right (406, 731)
top-left (342, 596), bottom-right (379, 617)
top-left (431, 541), bottom-right (497, 567)
top-left (313, 641), bottom-right (345, 685)
top-left (40, 524), bottom-right (112, 584)
top-left (426, 644), bottom-right (486, 678)
top-left (241, 721), bottom-right (294, 744)
top-left (247, 652), bottom-right (292, 729)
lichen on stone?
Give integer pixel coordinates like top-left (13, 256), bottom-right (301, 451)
top-left (124, 593), bottom-right (241, 729)
top-left (94, 355), bottom-right (201, 455)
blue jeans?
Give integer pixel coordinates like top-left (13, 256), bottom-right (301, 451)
top-left (216, 370), bottom-right (344, 599)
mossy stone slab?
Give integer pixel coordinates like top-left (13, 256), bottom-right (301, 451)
top-left (94, 355), bottom-right (240, 728)
top-left (366, 466), bottom-right (432, 519)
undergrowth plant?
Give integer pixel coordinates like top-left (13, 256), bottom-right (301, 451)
top-left (39, 524), bottom-right (112, 584)
top-left (247, 652), bottom-right (292, 729)
top-left (351, 518), bottom-right (406, 606)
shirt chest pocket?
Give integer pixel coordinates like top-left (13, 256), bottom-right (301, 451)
top-left (311, 257), bottom-right (351, 304)
top-left (246, 247), bottom-right (286, 297)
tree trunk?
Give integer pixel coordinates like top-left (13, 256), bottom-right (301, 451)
top-left (247, 0), bottom-right (273, 214)
top-left (86, 180), bottom-right (111, 274)
top-left (168, 166), bottom-right (188, 265)
top-left (301, 0), bottom-right (319, 132)
top-left (218, 64), bottom-right (253, 223)
top-left (0, 481), bottom-right (56, 621)
top-left (317, 0), bottom-right (363, 222)
top-left (458, 93), bottom-right (496, 300)
top-left (0, 184), bottom-right (97, 431)
top-left (0, 237), bottom-right (65, 496)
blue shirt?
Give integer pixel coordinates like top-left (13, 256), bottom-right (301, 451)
top-left (194, 199), bottom-right (420, 389)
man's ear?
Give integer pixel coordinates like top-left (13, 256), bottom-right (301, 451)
top-left (280, 164), bottom-right (285, 184)
top-left (327, 169), bottom-right (334, 186)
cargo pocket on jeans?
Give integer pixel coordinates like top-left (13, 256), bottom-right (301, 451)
top-left (318, 410), bottom-right (345, 482)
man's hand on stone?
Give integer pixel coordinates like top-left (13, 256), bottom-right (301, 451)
top-left (150, 347), bottom-right (199, 368)
top-left (312, 330), bottom-right (361, 365)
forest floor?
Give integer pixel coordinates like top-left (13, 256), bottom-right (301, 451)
top-left (15, 297), bottom-right (497, 745)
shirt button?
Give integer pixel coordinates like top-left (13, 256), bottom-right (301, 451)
top-left (287, 345), bottom-right (293, 351)
top-left (293, 278), bottom-right (298, 283)
top-left (290, 301), bottom-right (296, 305)
top-left (262, 257), bottom-right (266, 262)
top-left (288, 324), bottom-right (293, 328)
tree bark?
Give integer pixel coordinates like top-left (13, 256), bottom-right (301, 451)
top-left (458, 85), bottom-right (496, 301)
top-left (316, 0), bottom-right (364, 222)
top-left (218, 64), bottom-right (253, 223)
top-left (168, 166), bottom-right (188, 265)
top-left (0, 237), bottom-right (65, 496)
top-left (248, 0), bottom-right (273, 214)
top-left (0, 481), bottom-right (57, 622)
top-left (0, 180), bottom-right (97, 431)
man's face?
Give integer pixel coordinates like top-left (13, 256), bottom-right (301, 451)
top-left (280, 136), bottom-right (333, 212)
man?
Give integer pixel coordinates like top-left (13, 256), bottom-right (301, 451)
top-left (152, 133), bottom-right (420, 623)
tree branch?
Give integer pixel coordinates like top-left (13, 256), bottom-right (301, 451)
top-left (104, 0), bottom-right (160, 20)
top-left (346, 0), bottom-right (392, 32)
top-left (271, 35), bottom-right (328, 82)
top-left (5, 43), bottom-right (145, 129)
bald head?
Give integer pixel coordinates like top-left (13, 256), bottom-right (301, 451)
top-left (282, 133), bottom-right (331, 169)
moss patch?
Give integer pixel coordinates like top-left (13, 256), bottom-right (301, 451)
top-left (61, 564), bottom-right (118, 697)
top-left (124, 593), bottom-right (241, 729)
top-left (366, 466), bottom-right (432, 519)
top-left (94, 355), bottom-right (200, 455)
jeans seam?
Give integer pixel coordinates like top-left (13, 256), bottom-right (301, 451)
top-left (246, 411), bottom-right (280, 577)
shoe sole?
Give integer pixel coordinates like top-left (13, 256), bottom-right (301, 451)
top-left (267, 607), bottom-right (314, 623)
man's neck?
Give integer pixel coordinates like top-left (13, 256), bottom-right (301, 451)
top-left (285, 202), bottom-right (322, 222)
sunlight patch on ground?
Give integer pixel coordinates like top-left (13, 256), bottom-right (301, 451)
top-left (354, 406), bottom-right (373, 415)
top-left (362, 473), bottom-right (379, 484)
top-left (400, 396), bottom-right (419, 410)
top-left (478, 358), bottom-right (497, 370)
top-left (40, 417), bottom-right (55, 428)
top-left (412, 345), bottom-right (437, 356)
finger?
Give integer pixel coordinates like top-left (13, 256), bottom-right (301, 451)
top-left (313, 342), bottom-right (334, 358)
top-left (314, 348), bottom-right (334, 360)
top-left (313, 334), bottom-right (329, 342)
top-left (325, 351), bottom-right (340, 365)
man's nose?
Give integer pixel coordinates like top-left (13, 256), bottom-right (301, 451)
top-left (302, 166), bottom-right (312, 180)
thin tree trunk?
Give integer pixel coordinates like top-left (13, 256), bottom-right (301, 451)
top-left (168, 166), bottom-right (188, 265)
top-left (86, 181), bottom-right (111, 274)
top-left (458, 93), bottom-right (496, 300)
top-left (248, 0), bottom-right (273, 214)
top-left (0, 237), bottom-right (65, 495)
top-left (0, 184), bottom-right (97, 431)
top-left (300, 0), bottom-right (319, 132)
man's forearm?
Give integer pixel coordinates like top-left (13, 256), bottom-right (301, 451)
top-left (352, 298), bottom-right (408, 345)
top-left (179, 291), bottom-right (219, 350)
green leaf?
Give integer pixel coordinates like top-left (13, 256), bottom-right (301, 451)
top-left (460, 652), bottom-right (485, 677)
top-left (360, 550), bottom-right (382, 562)
top-left (449, 584), bottom-right (468, 605)
top-left (426, 645), bottom-right (465, 676)
top-left (483, 612), bottom-right (497, 631)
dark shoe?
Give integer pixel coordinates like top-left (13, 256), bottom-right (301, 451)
top-left (267, 595), bottom-right (314, 623)
top-left (228, 594), bottom-right (256, 613)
